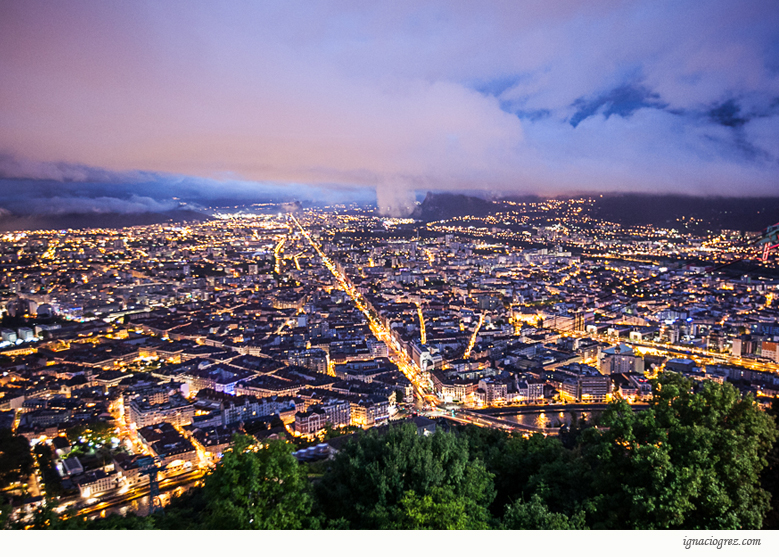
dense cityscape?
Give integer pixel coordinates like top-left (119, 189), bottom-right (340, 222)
top-left (1, 196), bottom-right (778, 530)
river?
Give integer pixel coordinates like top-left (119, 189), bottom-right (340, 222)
top-left (501, 409), bottom-right (600, 430)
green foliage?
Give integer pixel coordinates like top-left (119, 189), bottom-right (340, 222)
top-left (153, 484), bottom-right (208, 529)
top-left (465, 427), bottom-right (591, 521)
top-left (315, 423), bottom-right (494, 529)
top-left (558, 412), bottom-right (591, 450)
top-left (0, 493), bottom-right (13, 529)
top-left (582, 373), bottom-right (777, 529)
top-left (454, 424), bottom-right (510, 463)
top-left (323, 424), bottom-right (360, 440)
top-left (389, 487), bottom-right (491, 529)
top-left (505, 436), bottom-right (592, 519)
top-left (0, 429), bottom-right (33, 489)
top-left (582, 399), bottom-right (698, 529)
top-left (502, 494), bottom-right (587, 530)
top-left (760, 396), bottom-right (779, 529)
top-left (460, 374), bottom-right (778, 530)
top-left (66, 421), bottom-right (115, 446)
top-left (83, 513), bottom-right (157, 530)
top-left (33, 443), bottom-right (64, 497)
top-left (198, 434), bottom-right (314, 529)
top-left (149, 435), bottom-right (316, 530)
top-left (291, 423), bottom-right (360, 450)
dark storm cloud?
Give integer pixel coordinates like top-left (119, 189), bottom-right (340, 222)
top-left (569, 84), bottom-right (668, 128)
top-left (0, 154), bottom-right (377, 217)
top-left (709, 100), bottom-right (749, 128)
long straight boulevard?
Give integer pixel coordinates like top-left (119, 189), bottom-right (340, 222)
top-left (291, 214), bottom-right (439, 406)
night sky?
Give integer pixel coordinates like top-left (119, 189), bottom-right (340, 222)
top-left (1, 1), bottom-right (778, 216)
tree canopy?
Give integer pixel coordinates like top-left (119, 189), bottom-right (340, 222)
top-left (581, 373), bottom-right (777, 529)
top-left (0, 430), bottom-right (33, 490)
top-left (314, 423), bottom-right (494, 529)
top-left (197, 435), bottom-right (314, 529)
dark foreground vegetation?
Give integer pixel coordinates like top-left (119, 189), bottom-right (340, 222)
top-left (7, 373), bottom-right (779, 530)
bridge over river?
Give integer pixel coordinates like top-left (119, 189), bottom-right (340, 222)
top-left (445, 403), bottom-right (649, 435)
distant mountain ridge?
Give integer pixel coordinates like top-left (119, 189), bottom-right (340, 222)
top-left (2, 191), bottom-right (776, 233)
top-left (588, 193), bottom-right (779, 232)
top-left (411, 192), bottom-right (497, 221)
top-left (0, 208), bottom-right (212, 232)
top-left (409, 191), bottom-right (779, 232)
